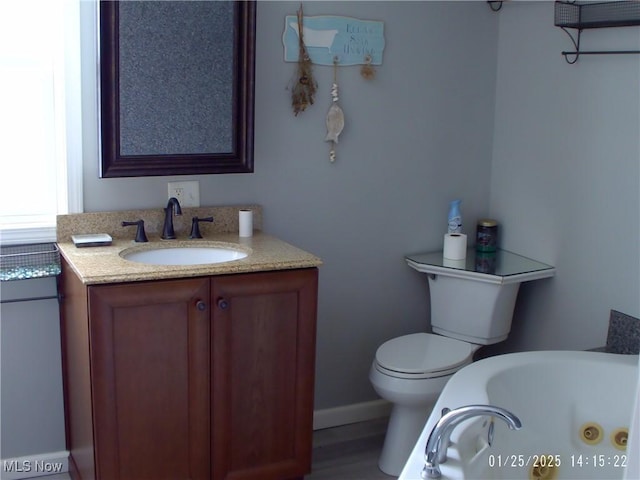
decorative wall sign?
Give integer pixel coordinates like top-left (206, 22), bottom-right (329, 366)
top-left (283, 15), bottom-right (385, 66)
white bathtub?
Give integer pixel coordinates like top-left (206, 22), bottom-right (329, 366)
top-left (399, 351), bottom-right (639, 480)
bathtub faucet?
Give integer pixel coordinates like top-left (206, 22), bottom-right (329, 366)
top-left (422, 404), bottom-right (522, 479)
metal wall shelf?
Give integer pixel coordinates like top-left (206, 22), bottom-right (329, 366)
top-left (554, 1), bottom-right (640, 63)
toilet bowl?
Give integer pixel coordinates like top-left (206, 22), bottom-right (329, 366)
top-left (370, 249), bottom-right (555, 476)
top-left (369, 333), bottom-right (478, 476)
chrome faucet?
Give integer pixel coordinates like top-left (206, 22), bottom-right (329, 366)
top-left (422, 405), bottom-right (522, 479)
top-left (161, 197), bottom-right (182, 239)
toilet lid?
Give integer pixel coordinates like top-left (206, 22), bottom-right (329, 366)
top-left (375, 333), bottom-right (474, 376)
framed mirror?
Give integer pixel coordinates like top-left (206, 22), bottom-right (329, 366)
top-left (99, 1), bottom-right (256, 178)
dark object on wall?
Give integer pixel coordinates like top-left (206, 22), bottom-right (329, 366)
top-left (606, 310), bottom-right (640, 354)
top-left (554, 1), bottom-right (640, 64)
top-left (99, 1), bottom-right (256, 177)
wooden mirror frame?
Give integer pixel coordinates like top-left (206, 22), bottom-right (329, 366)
top-left (99, 1), bottom-right (256, 178)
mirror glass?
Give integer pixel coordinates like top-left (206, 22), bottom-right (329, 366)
top-left (99, 1), bottom-right (256, 177)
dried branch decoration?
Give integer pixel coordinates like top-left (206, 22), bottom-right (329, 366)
top-left (360, 54), bottom-right (376, 80)
top-left (290, 4), bottom-right (317, 116)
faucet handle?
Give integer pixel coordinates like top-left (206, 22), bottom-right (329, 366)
top-left (122, 220), bottom-right (148, 243)
top-left (189, 216), bottom-right (214, 239)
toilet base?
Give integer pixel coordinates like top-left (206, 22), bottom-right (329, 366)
top-left (378, 401), bottom-right (436, 476)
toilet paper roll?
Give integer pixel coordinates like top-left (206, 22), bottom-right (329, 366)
top-left (442, 257), bottom-right (466, 269)
top-left (239, 209), bottom-right (253, 237)
top-left (443, 233), bottom-right (467, 260)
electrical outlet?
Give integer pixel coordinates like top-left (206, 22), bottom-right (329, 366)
top-left (168, 181), bottom-right (200, 207)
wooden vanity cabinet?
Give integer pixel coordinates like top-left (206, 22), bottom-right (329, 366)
top-left (211, 270), bottom-right (318, 480)
top-left (87, 276), bottom-right (211, 479)
top-left (59, 260), bottom-right (318, 480)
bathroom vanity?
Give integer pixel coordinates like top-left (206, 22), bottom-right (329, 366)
top-left (56, 207), bottom-right (321, 480)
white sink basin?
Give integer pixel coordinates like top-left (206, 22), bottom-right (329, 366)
top-left (121, 246), bottom-right (248, 266)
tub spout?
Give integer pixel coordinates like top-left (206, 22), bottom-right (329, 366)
top-left (422, 404), bottom-right (522, 479)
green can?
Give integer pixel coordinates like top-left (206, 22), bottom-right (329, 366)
top-left (476, 219), bottom-right (498, 252)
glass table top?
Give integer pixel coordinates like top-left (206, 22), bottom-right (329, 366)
top-left (405, 248), bottom-right (554, 279)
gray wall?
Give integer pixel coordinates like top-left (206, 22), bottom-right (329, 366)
top-left (1, 278), bottom-right (66, 458)
top-left (81, 1), bottom-right (499, 409)
top-left (489, 3), bottom-right (640, 353)
top-left (2, 1), bottom-right (639, 460)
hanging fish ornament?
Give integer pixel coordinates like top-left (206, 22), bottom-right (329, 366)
top-left (325, 86), bottom-right (344, 144)
top-left (325, 59), bottom-right (344, 162)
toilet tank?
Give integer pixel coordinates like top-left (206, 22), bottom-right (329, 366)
top-left (427, 275), bottom-right (520, 345)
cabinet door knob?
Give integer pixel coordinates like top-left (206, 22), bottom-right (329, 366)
top-left (217, 298), bottom-right (229, 310)
top-left (196, 300), bottom-right (207, 311)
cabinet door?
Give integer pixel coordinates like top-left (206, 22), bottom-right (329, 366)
top-left (211, 269), bottom-right (318, 480)
top-left (88, 278), bottom-right (210, 480)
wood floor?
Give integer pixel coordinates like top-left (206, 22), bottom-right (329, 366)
top-left (307, 417), bottom-right (394, 480)
top-left (28, 418), bottom-right (395, 480)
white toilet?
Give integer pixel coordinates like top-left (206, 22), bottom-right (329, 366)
top-left (369, 252), bottom-right (555, 476)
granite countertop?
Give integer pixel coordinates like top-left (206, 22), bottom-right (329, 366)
top-left (57, 206), bottom-right (322, 285)
top-left (58, 233), bottom-right (322, 285)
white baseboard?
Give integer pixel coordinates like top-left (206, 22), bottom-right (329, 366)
top-left (1, 451), bottom-right (68, 480)
top-left (313, 399), bottom-right (392, 430)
